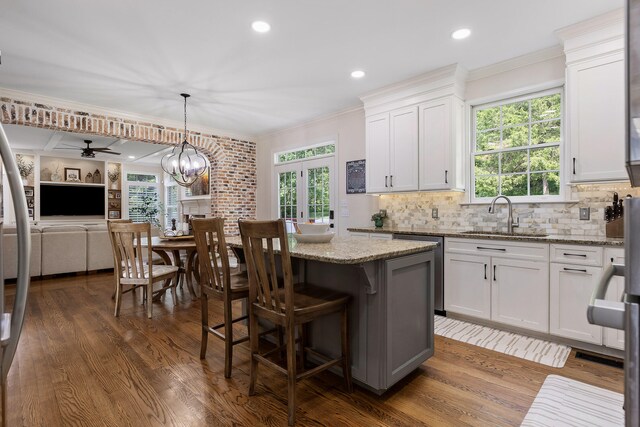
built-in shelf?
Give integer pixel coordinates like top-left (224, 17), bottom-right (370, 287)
top-left (40, 181), bottom-right (105, 187)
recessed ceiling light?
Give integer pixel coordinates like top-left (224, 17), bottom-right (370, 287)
top-left (252, 21), bottom-right (271, 33)
top-left (351, 70), bottom-right (366, 79)
top-left (128, 155), bottom-right (135, 159)
top-left (451, 28), bottom-right (471, 40)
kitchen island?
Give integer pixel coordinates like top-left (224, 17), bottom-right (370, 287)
top-left (226, 236), bottom-right (437, 394)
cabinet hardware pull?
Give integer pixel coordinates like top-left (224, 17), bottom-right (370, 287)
top-left (385, 176), bottom-right (388, 187)
top-left (493, 265), bottom-right (497, 281)
top-left (484, 264), bottom-right (487, 280)
top-left (390, 175), bottom-right (393, 187)
top-left (564, 267), bottom-right (588, 273)
top-left (445, 170), bottom-right (448, 184)
top-left (611, 257), bottom-right (615, 263)
top-left (477, 246), bottom-right (506, 252)
top-left (572, 157), bottom-right (576, 174)
top-left (563, 253), bottom-right (587, 257)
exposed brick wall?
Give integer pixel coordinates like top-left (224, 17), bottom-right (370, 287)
top-left (0, 96), bottom-right (256, 234)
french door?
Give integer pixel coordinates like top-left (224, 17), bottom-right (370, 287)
top-left (275, 157), bottom-right (335, 232)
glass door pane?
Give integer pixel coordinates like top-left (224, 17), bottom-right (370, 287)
top-left (275, 163), bottom-right (301, 233)
top-left (303, 157), bottom-right (335, 227)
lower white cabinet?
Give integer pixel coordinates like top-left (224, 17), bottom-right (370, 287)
top-left (550, 263), bottom-right (603, 345)
top-left (604, 248), bottom-right (625, 350)
top-left (491, 258), bottom-right (549, 333)
top-left (444, 238), bottom-right (550, 331)
top-left (349, 232), bottom-right (393, 240)
top-left (444, 253), bottom-right (491, 319)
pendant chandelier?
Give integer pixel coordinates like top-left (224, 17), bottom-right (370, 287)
top-left (161, 93), bottom-right (207, 187)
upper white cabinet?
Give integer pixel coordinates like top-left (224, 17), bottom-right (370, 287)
top-left (361, 64), bottom-right (466, 194)
top-left (364, 107), bottom-right (418, 193)
top-left (558, 10), bottom-right (626, 183)
top-left (418, 97), bottom-right (465, 191)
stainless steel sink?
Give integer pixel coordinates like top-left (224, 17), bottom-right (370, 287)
top-left (461, 230), bottom-right (549, 238)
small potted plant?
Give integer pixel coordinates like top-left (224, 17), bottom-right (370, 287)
top-left (371, 211), bottom-right (387, 228)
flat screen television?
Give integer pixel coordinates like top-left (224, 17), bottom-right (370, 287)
top-left (40, 184), bottom-right (105, 216)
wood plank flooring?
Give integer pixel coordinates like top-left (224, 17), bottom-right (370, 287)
top-left (5, 273), bottom-right (624, 426)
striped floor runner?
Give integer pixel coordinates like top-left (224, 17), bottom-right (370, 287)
top-left (434, 315), bottom-right (571, 368)
top-left (521, 375), bottom-right (624, 426)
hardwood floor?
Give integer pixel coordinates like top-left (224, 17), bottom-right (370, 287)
top-left (5, 272), bottom-right (624, 426)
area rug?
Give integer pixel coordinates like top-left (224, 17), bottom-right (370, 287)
top-left (521, 375), bottom-right (624, 426)
top-left (434, 315), bottom-right (571, 368)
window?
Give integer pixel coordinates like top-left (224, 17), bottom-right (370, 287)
top-left (275, 143), bottom-right (335, 164)
top-left (472, 89), bottom-right (562, 201)
top-left (127, 173), bottom-right (161, 226)
top-left (165, 182), bottom-right (179, 228)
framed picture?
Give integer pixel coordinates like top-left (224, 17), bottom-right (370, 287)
top-left (64, 167), bottom-right (81, 182)
top-left (27, 208), bottom-right (34, 217)
top-left (24, 189), bottom-right (34, 197)
top-left (346, 159), bottom-right (366, 194)
top-left (185, 167), bottom-right (210, 197)
top-left (108, 210), bottom-right (121, 219)
top-left (27, 199), bottom-right (34, 208)
top-left (115, 192), bottom-right (121, 199)
top-left (108, 191), bottom-right (115, 199)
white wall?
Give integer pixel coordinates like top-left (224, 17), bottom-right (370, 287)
top-left (256, 107), bottom-right (379, 236)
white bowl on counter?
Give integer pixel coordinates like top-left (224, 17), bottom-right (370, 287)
top-left (293, 232), bottom-right (335, 243)
top-left (297, 223), bottom-right (330, 234)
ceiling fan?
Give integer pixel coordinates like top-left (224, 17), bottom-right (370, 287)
top-left (57, 140), bottom-right (121, 158)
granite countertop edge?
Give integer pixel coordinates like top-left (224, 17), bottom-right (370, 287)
top-left (347, 227), bottom-right (625, 247)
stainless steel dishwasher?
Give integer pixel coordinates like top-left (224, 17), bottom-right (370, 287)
top-left (393, 234), bottom-right (444, 314)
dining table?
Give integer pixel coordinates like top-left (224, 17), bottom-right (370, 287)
top-left (142, 236), bottom-right (200, 299)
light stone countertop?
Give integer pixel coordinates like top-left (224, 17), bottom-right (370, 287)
top-left (225, 235), bottom-right (437, 264)
top-left (347, 226), bottom-right (624, 247)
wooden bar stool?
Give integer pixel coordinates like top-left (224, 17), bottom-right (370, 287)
top-left (239, 219), bottom-right (352, 426)
top-left (192, 217), bottom-right (249, 378)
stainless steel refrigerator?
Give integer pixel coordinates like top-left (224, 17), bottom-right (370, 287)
top-left (588, 1), bottom-right (640, 425)
top-left (0, 123), bottom-right (31, 425)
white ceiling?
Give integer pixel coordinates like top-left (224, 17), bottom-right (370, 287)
top-left (0, 0), bottom-right (623, 137)
top-left (3, 124), bottom-right (169, 165)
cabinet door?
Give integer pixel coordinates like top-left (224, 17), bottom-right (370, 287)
top-left (444, 253), bottom-right (491, 319)
top-left (389, 106), bottom-right (419, 192)
top-left (365, 113), bottom-right (390, 193)
top-left (550, 263), bottom-right (603, 344)
top-left (568, 53), bottom-right (626, 182)
top-left (419, 98), bottom-right (451, 190)
top-left (604, 248), bottom-right (625, 350)
top-left (491, 258), bottom-right (549, 333)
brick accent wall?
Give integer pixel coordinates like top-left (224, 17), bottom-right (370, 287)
top-left (0, 96), bottom-right (256, 234)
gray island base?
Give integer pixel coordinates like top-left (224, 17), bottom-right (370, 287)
top-left (227, 236), bottom-right (437, 395)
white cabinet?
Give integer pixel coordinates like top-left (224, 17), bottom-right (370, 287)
top-left (444, 238), bottom-right (549, 331)
top-left (549, 244), bottom-right (608, 345)
top-left (444, 253), bottom-right (491, 319)
top-left (604, 247), bottom-right (625, 350)
top-left (491, 257), bottom-right (549, 333)
top-left (567, 52), bottom-right (626, 182)
top-left (418, 96), bottom-right (464, 191)
top-left (365, 107), bottom-right (418, 193)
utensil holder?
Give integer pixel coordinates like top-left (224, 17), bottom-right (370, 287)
top-left (606, 217), bottom-right (624, 238)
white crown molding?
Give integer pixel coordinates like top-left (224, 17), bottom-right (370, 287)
top-left (0, 87), bottom-right (256, 142)
top-left (359, 64), bottom-right (467, 115)
top-left (555, 8), bottom-right (624, 42)
top-left (467, 45), bottom-right (565, 82)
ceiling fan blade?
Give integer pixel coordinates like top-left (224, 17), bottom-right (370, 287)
top-left (92, 147), bottom-right (114, 152)
top-left (100, 151), bottom-right (121, 155)
top-left (54, 147), bottom-right (83, 150)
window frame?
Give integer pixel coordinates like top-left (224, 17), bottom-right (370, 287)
top-left (125, 171), bottom-right (163, 226)
top-left (470, 87), bottom-right (566, 204)
top-left (273, 141), bottom-right (336, 166)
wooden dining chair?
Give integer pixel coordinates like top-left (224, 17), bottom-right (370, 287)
top-left (109, 222), bottom-right (179, 318)
top-left (239, 219), bottom-right (352, 426)
top-left (107, 219), bottom-right (132, 300)
top-left (192, 217), bottom-right (250, 378)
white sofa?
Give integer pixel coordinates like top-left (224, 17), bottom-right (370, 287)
top-left (3, 223), bottom-right (114, 279)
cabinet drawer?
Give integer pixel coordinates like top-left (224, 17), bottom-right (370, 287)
top-left (445, 238), bottom-right (548, 261)
top-left (550, 244), bottom-right (603, 267)
top-left (350, 232), bottom-right (370, 239)
top-left (370, 233), bottom-right (393, 240)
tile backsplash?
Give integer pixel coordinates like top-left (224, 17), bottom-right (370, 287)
top-left (378, 183), bottom-right (640, 236)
